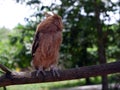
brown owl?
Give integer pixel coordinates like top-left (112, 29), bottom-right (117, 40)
top-left (31, 12), bottom-right (63, 77)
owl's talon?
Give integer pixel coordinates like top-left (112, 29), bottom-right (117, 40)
top-left (50, 66), bottom-right (60, 77)
top-left (51, 69), bottom-right (60, 77)
top-left (36, 67), bottom-right (46, 76)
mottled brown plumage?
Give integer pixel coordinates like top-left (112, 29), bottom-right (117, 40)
top-left (31, 13), bottom-right (63, 76)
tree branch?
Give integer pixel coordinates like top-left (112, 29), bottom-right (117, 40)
top-left (0, 61), bottom-right (120, 87)
top-left (0, 64), bottom-right (11, 74)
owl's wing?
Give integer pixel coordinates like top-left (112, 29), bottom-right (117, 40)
top-left (32, 31), bottom-right (40, 57)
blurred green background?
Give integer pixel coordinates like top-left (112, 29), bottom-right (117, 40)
top-left (0, 0), bottom-right (120, 90)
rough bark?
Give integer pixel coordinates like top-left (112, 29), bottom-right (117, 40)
top-left (0, 61), bottom-right (120, 87)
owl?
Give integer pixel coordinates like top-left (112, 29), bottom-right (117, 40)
top-left (31, 12), bottom-right (63, 77)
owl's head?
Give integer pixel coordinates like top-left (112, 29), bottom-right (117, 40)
top-left (44, 12), bottom-right (63, 30)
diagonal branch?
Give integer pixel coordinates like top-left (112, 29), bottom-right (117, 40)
top-left (0, 64), bottom-right (11, 74)
top-left (0, 61), bottom-right (120, 87)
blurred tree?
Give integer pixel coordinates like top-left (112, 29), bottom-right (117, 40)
top-left (0, 27), bottom-right (14, 68)
top-left (94, 0), bottom-right (108, 89)
top-left (8, 24), bottom-right (34, 68)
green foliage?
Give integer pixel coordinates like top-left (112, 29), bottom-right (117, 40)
top-left (8, 24), bottom-right (35, 68)
top-left (0, 24), bottom-right (34, 69)
top-left (56, 0), bottom-right (119, 68)
top-left (0, 27), bottom-right (14, 68)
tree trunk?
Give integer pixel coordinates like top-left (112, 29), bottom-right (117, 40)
top-left (94, 0), bottom-right (108, 90)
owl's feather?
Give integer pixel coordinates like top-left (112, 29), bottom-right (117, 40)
top-left (31, 13), bottom-right (63, 70)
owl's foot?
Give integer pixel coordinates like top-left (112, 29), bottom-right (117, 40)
top-left (36, 67), bottom-right (46, 76)
top-left (50, 66), bottom-right (60, 77)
